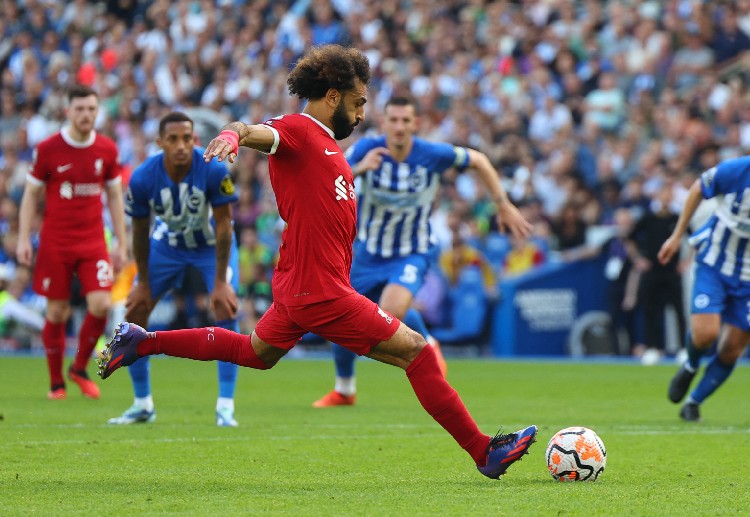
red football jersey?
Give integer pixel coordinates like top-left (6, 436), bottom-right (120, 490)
top-left (263, 113), bottom-right (357, 305)
top-left (28, 129), bottom-right (121, 250)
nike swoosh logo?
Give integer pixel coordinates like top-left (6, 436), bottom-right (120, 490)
top-left (57, 164), bottom-right (73, 173)
top-left (324, 148), bottom-right (339, 156)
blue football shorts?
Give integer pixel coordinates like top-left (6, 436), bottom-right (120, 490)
top-left (349, 246), bottom-right (433, 302)
top-left (146, 238), bottom-right (240, 299)
top-left (691, 260), bottom-right (750, 331)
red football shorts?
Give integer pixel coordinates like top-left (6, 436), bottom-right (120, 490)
top-left (255, 292), bottom-right (400, 355)
top-left (33, 239), bottom-right (113, 299)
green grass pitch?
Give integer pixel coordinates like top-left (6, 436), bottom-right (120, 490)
top-left (2, 356), bottom-right (749, 515)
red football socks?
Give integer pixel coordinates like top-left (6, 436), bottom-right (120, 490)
top-left (406, 345), bottom-right (491, 466)
top-left (42, 321), bottom-right (66, 387)
top-left (138, 327), bottom-right (269, 370)
top-left (73, 312), bottom-right (106, 371)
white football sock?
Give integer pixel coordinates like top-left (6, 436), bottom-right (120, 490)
top-left (135, 395), bottom-right (154, 412)
top-left (334, 376), bottom-right (356, 396)
top-left (216, 397), bottom-right (234, 412)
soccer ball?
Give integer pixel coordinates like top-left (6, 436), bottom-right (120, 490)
top-left (545, 427), bottom-right (606, 482)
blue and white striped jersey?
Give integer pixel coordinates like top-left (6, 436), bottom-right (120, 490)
top-left (125, 147), bottom-right (238, 250)
top-left (691, 156), bottom-right (750, 280)
top-left (346, 136), bottom-right (469, 258)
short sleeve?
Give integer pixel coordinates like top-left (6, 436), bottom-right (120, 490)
top-left (700, 162), bottom-right (734, 199)
top-left (344, 138), bottom-right (376, 166)
top-left (124, 167), bottom-right (150, 218)
top-left (427, 141), bottom-right (470, 172)
top-left (207, 160), bottom-right (238, 206)
top-left (27, 145), bottom-right (49, 185)
top-left (262, 115), bottom-right (305, 157)
top-left (105, 143), bottom-right (122, 184)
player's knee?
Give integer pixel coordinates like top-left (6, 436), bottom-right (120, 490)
top-left (45, 303), bottom-right (68, 323)
top-left (89, 300), bottom-right (112, 317)
top-left (692, 327), bottom-right (719, 348)
top-left (400, 326), bottom-right (426, 362)
top-left (380, 302), bottom-right (408, 320)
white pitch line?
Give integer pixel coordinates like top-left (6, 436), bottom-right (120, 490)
top-left (4, 424), bottom-right (750, 447)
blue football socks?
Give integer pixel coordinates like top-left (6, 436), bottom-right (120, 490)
top-left (128, 356), bottom-right (152, 399)
top-left (216, 319), bottom-right (239, 399)
top-left (685, 332), bottom-right (710, 371)
top-left (689, 355), bottom-right (735, 404)
top-left (403, 307), bottom-right (430, 341)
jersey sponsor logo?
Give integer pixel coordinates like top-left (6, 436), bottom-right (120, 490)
top-left (60, 181), bottom-right (73, 199)
top-left (220, 175), bottom-right (235, 196)
top-left (60, 181), bottom-right (102, 199)
top-left (335, 175), bottom-right (347, 200)
top-left (377, 306), bottom-right (393, 324)
top-left (335, 175), bottom-right (355, 201)
top-left (694, 294), bottom-right (710, 309)
top-left (57, 163), bottom-right (73, 173)
top-left (324, 148), bottom-right (339, 156)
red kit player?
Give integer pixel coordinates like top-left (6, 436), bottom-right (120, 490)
top-left (17, 84), bottom-right (127, 400)
top-left (98, 45), bottom-right (537, 479)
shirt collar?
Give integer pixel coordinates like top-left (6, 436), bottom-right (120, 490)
top-left (300, 113), bottom-right (335, 139)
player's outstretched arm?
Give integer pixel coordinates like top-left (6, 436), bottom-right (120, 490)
top-left (16, 181), bottom-right (44, 267)
top-left (466, 148), bottom-right (532, 239)
top-left (658, 178), bottom-right (703, 265)
top-left (203, 122), bottom-right (277, 163)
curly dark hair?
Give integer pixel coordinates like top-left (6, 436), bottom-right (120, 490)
top-left (287, 45), bottom-right (370, 100)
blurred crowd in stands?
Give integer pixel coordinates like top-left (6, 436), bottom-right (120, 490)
top-left (1, 0), bottom-right (749, 357)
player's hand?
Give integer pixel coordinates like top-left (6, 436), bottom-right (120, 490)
top-left (657, 235), bottom-right (680, 265)
top-left (204, 131), bottom-right (239, 164)
top-left (125, 283), bottom-right (153, 318)
top-left (16, 239), bottom-right (33, 267)
top-left (496, 202), bottom-right (533, 239)
top-left (211, 280), bottom-right (238, 321)
top-left (354, 147), bottom-right (390, 175)
top-left (111, 243), bottom-right (127, 275)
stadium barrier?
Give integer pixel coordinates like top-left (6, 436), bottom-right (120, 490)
top-left (491, 253), bottom-right (611, 357)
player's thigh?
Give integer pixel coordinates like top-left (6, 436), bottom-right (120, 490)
top-left (32, 242), bottom-right (75, 299)
top-left (379, 283), bottom-right (413, 318)
top-left (45, 298), bottom-right (70, 323)
top-left (690, 313), bottom-right (721, 346)
top-left (289, 293), bottom-right (400, 356)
